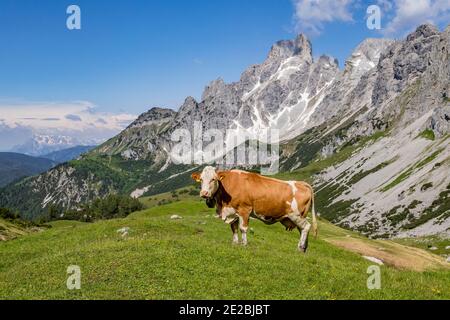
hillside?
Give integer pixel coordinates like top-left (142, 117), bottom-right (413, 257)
top-left (0, 199), bottom-right (448, 300)
top-left (42, 145), bottom-right (96, 164)
top-left (0, 152), bottom-right (56, 187)
top-left (0, 208), bottom-right (45, 241)
top-left (0, 218), bottom-right (42, 241)
top-left (0, 24), bottom-right (448, 238)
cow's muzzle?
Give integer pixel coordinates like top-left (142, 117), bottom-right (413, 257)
top-left (200, 190), bottom-right (210, 198)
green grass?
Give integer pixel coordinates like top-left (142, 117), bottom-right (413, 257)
top-left (1, 200), bottom-right (449, 300)
top-left (418, 129), bottom-right (436, 141)
top-left (381, 149), bottom-right (444, 192)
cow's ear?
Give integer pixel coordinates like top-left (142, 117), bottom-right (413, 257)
top-left (191, 172), bottom-right (201, 183)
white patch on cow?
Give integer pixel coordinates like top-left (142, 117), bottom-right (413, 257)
top-left (287, 181), bottom-right (298, 195)
top-left (290, 198), bottom-right (300, 215)
top-left (287, 211), bottom-right (311, 251)
top-left (241, 232), bottom-right (248, 246)
top-left (222, 207), bottom-right (238, 224)
top-left (233, 232), bottom-right (239, 244)
top-left (239, 216), bottom-right (249, 246)
top-left (200, 166), bottom-right (219, 197)
top-left (238, 216), bottom-right (249, 232)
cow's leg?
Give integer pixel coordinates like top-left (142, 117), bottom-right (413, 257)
top-left (231, 220), bottom-right (239, 244)
top-left (289, 214), bottom-right (311, 253)
top-left (299, 221), bottom-right (311, 253)
top-left (238, 208), bottom-right (251, 246)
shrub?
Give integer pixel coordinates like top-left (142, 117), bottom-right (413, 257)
top-left (418, 129), bottom-right (435, 141)
top-left (0, 207), bottom-right (19, 220)
top-left (189, 189), bottom-right (199, 196)
top-left (60, 195), bottom-right (144, 222)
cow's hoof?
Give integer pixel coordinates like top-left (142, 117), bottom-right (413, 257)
top-left (299, 246), bottom-right (308, 253)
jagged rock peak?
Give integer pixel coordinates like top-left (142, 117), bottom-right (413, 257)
top-left (183, 96), bottom-right (198, 105)
top-left (202, 78), bottom-right (227, 101)
top-left (268, 33), bottom-right (312, 61)
top-left (177, 96), bottom-right (199, 115)
top-left (406, 23), bottom-right (440, 41)
top-left (316, 55), bottom-right (339, 68)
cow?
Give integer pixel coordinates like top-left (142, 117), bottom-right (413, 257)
top-left (191, 166), bottom-right (318, 253)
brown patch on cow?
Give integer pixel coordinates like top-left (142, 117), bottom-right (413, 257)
top-left (191, 172), bottom-right (201, 182)
top-left (326, 236), bottom-right (450, 272)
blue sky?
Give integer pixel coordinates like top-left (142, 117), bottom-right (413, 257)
top-left (0, 0), bottom-right (448, 150)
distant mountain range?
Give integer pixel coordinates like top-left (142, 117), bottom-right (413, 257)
top-left (1, 24), bottom-right (449, 238)
top-left (11, 134), bottom-right (99, 157)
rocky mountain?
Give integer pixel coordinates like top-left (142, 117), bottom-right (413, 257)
top-left (0, 24), bottom-right (448, 238)
top-left (0, 153), bottom-right (56, 187)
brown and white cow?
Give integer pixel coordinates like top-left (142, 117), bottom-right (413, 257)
top-left (191, 166), bottom-right (318, 252)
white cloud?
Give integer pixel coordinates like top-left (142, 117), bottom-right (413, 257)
top-left (383, 0), bottom-right (450, 36)
top-left (0, 100), bottom-right (137, 151)
top-left (292, 0), bottom-right (356, 36)
top-left (376, 0), bottom-right (393, 12)
top-left (291, 0), bottom-right (449, 38)
top-left (0, 100), bottom-right (135, 131)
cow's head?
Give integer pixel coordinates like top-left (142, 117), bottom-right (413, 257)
top-left (191, 166), bottom-right (223, 199)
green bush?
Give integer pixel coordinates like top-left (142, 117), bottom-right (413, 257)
top-left (189, 189), bottom-right (199, 196)
top-left (60, 195), bottom-right (144, 222)
top-left (418, 129), bottom-right (435, 141)
top-left (0, 207), bottom-right (19, 220)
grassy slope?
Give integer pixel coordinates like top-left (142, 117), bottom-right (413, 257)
top-left (0, 218), bottom-right (40, 241)
top-left (1, 200), bottom-right (449, 300)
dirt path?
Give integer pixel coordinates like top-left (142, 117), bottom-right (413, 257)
top-left (325, 235), bottom-right (449, 271)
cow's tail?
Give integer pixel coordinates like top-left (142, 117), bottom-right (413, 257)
top-left (311, 190), bottom-right (318, 238)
